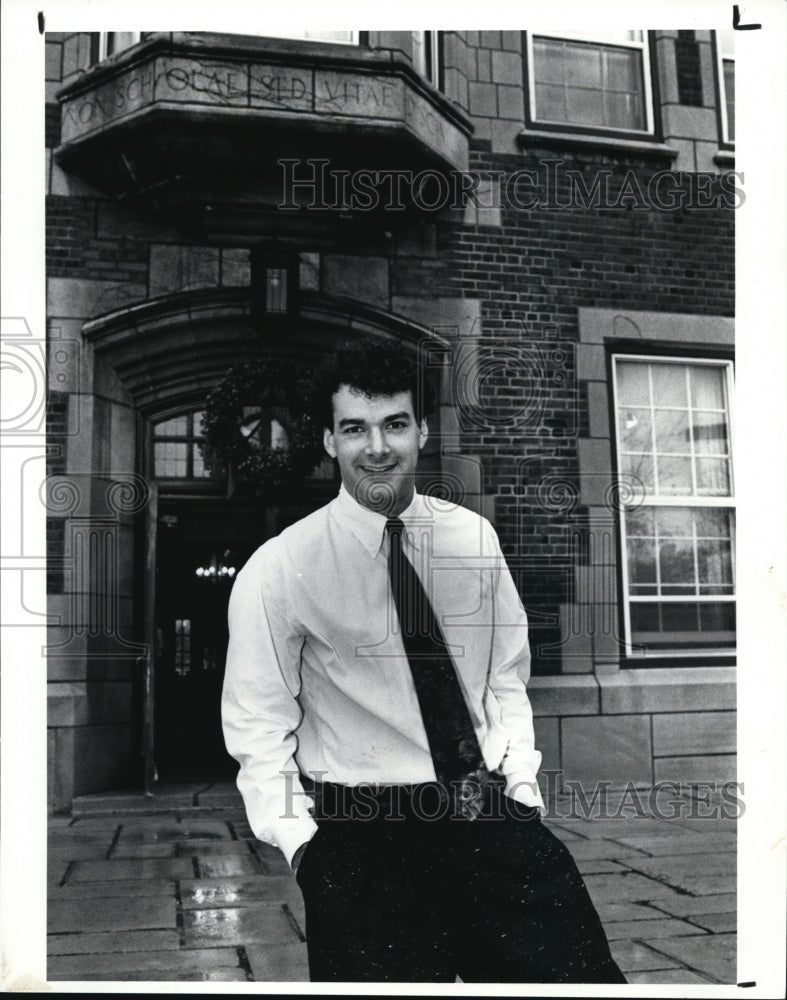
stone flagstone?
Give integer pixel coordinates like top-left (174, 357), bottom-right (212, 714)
top-left (648, 932), bottom-right (737, 984)
top-left (48, 787), bottom-right (737, 984)
top-left (49, 896), bottom-right (176, 934)
top-left (48, 947), bottom-right (246, 982)
top-left (648, 892), bottom-right (736, 917)
top-left (48, 929), bottom-right (181, 955)
top-left (183, 904), bottom-right (303, 948)
top-left (67, 858), bottom-right (196, 882)
top-left (245, 943), bottom-right (309, 982)
top-left (604, 917), bottom-right (707, 941)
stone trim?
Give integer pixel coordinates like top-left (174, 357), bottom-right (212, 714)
top-left (529, 667), bottom-right (735, 717)
top-left (517, 128), bottom-right (678, 160)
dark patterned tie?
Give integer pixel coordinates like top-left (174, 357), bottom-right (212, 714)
top-left (386, 517), bottom-right (498, 819)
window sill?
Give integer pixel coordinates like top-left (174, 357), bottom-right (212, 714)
top-left (598, 665), bottom-right (736, 714)
top-left (527, 666), bottom-right (736, 716)
top-left (518, 128), bottom-right (679, 161)
top-left (714, 148), bottom-right (735, 167)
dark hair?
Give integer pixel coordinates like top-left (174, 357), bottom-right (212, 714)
top-left (310, 336), bottom-right (435, 430)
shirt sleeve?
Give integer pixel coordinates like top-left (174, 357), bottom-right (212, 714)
top-left (484, 521), bottom-right (546, 813)
top-left (221, 543), bottom-right (318, 867)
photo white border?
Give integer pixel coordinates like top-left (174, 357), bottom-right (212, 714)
top-left (1, 0), bottom-right (784, 995)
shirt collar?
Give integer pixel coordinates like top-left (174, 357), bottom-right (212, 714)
top-left (334, 484), bottom-right (423, 557)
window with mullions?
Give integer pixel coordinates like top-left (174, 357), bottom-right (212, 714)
top-left (152, 410), bottom-right (217, 481)
top-left (526, 29), bottom-right (654, 134)
top-left (613, 357), bottom-right (735, 654)
top-left (91, 32), bottom-right (143, 63)
top-left (715, 29), bottom-right (735, 144)
top-left (245, 30), bottom-right (358, 44)
top-left (90, 31), bottom-right (358, 65)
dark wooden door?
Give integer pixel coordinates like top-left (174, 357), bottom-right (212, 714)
top-left (151, 496), bottom-right (327, 783)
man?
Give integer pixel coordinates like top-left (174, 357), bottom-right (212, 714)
top-left (222, 335), bottom-right (625, 984)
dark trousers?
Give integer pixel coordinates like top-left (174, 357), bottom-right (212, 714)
top-left (295, 782), bottom-right (626, 983)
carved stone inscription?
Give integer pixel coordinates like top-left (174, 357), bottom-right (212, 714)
top-left (155, 57), bottom-right (249, 106)
top-left (61, 65), bottom-right (156, 142)
top-left (314, 71), bottom-right (404, 119)
top-left (249, 65), bottom-right (313, 110)
top-left (60, 55), bottom-right (466, 170)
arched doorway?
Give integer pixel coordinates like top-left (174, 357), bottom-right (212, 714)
top-left (82, 289), bottom-right (450, 791)
top-left (148, 404), bottom-right (337, 783)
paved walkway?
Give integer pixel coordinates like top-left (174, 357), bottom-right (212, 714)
top-left (47, 782), bottom-right (736, 985)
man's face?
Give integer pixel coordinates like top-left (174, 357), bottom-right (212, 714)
top-left (323, 385), bottom-right (428, 516)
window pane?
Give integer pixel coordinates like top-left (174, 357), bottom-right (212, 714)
top-left (412, 31), bottom-right (427, 76)
top-left (192, 445), bottom-right (209, 478)
top-left (616, 362), bottom-right (650, 405)
top-left (659, 538), bottom-right (695, 584)
top-left (630, 603), bottom-right (660, 633)
top-left (566, 46), bottom-right (602, 87)
top-left (619, 408), bottom-right (652, 452)
top-left (695, 508), bottom-right (732, 538)
top-left (248, 30), bottom-right (355, 43)
top-left (534, 41), bottom-right (570, 83)
top-left (660, 602), bottom-right (700, 632)
top-left (542, 30), bottom-right (643, 46)
top-left (535, 83), bottom-right (567, 121)
top-left (628, 538), bottom-right (657, 585)
top-left (697, 539), bottom-right (733, 587)
top-left (604, 47), bottom-right (641, 89)
top-left (566, 86), bottom-right (604, 128)
top-left (622, 453), bottom-right (655, 493)
top-left (690, 366), bottom-right (726, 410)
top-left (656, 455), bottom-right (693, 494)
top-left (155, 415), bottom-right (188, 437)
top-left (654, 408), bottom-right (691, 454)
top-left (532, 37), bottom-right (646, 130)
top-left (655, 507), bottom-right (693, 537)
top-left (192, 411), bottom-right (205, 436)
top-left (154, 441), bottom-right (188, 477)
top-left (651, 365), bottom-right (687, 407)
top-left (626, 507), bottom-right (655, 536)
top-left (107, 32), bottom-right (140, 56)
top-left (724, 60), bottom-right (735, 141)
top-left (695, 457), bottom-right (731, 496)
top-left (604, 90), bottom-right (643, 131)
top-left (693, 411), bottom-right (728, 454)
top-left (630, 599), bottom-right (735, 649)
top-left (699, 602), bottom-right (735, 632)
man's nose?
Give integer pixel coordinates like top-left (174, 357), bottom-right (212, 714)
top-left (365, 426), bottom-right (390, 456)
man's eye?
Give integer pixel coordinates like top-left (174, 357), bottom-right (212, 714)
top-left (387, 421), bottom-right (406, 430)
top-left (344, 426), bottom-right (363, 434)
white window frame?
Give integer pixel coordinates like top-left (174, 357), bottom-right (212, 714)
top-left (96, 32), bottom-right (142, 62)
top-left (715, 29), bottom-right (735, 145)
top-left (525, 29), bottom-right (655, 136)
top-left (612, 354), bottom-right (736, 657)
top-left (231, 30), bottom-right (358, 45)
top-left (94, 30), bottom-right (359, 64)
top-left (412, 31), bottom-right (442, 87)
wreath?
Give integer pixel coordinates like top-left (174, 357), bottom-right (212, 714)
top-left (200, 359), bottom-right (325, 491)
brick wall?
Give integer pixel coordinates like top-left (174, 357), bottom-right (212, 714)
top-left (45, 31), bottom-right (735, 680)
top-left (391, 143), bottom-right (735, 669)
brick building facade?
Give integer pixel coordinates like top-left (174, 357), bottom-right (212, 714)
top-left (46, 29), bottom-right (736, 811)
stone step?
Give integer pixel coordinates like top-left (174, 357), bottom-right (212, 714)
top-left (71, 784), bottom-right (244, 817)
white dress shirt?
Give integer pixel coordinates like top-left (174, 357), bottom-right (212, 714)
top-left (222, 486), bottom-right (544, 866)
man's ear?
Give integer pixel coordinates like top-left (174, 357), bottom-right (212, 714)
top-left (323, 427), bottom-right (337, 458)
top-left (418, 418), bottom-right (428, 450)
